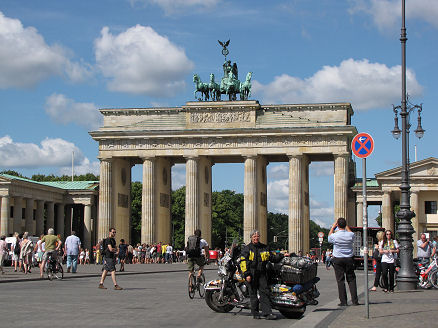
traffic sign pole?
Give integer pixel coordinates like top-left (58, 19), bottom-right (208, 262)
top-left (352, 132), bottom-right (374, 320)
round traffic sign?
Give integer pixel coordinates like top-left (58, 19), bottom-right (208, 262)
top-left (317, 232), bottom-right (324, 238)
top-left (352, 133), bottom-right (374, 158)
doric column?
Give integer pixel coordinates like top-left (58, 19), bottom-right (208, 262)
top-left (25, 198), bottom-right (34, 234)
top-left (46, 202), bottom-right (55, 231)
top-left (410, 191), bottom-right (419, 254)
top-left (289, 155), bottom-right (303, 253)
top-left (185, 157), bottom-right (200, 243)
top-left (13, 196), bottom-right (23, 233)
top-left (35, 200), bottom-right (44, 236)
top-left (0, 196), bottom-right (10, 236)
top-left (98, 159), bottom-right (112, 241)
top-left (64, 206), bottom-right (72, 237)
top-left (142, 157), bottom-right (155, 244)
top-left (382, 191), bottom-right (393, 231)
top-left (244, 156), bottom-right (258, 244)
top-left (56, 203), bottom-right (65, 238)
top-left (84, 204), bottom-right (92, 250)
top-left (334, 154), bottom-right (349, 221)
top-left (356, 201), bottom-right (363, 227)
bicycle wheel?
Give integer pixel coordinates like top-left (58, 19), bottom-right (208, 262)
top-left (55, 263), bottom-right (64, 280)
top-left (429, 270), bottom-right (438, 289)
top-left (47, 267), bottom-right (54, 281)
top-left (198, 273), bottom-right (206, 298)
top-left (188, 274), bottom-right (196, 299)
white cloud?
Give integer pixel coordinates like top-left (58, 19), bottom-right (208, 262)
top-left (59, 157), bottom-right (100, 176)
top-left (130, 0), bottom-right (220, 15)
top-left (253, 58), bottom-right (422, 111)
top-left (45, 93), bottom-right (102, 130)
top-left (349, 0), bottom-right (438, 30)
top-left (310, 162), bottom-right (333, 177)
top-left (0, 11), bottom-right (91, 89)
top-left (0, 135), bottom-right (86, 168)
top-left (94, 25), bottom-right (194, 97)
top-left (172, 164), bottom-right (186, 190)
top-left (268, 164), bottom-right (288, 180)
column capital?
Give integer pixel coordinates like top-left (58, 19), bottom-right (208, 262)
top-left (287, 154), bottom-right (304, 160)
top-left (184, 155), bottom-right (200, 161)
top-left (98, 157), bottom-right (113, 163)
top-left (141, 156), bottom-right (156, 162)
top-left (334, 152), bottom-right (350, 159)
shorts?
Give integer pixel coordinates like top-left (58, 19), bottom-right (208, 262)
top-left (42, 251), bottom-right (56, 261)
top-left (187, 256), bottom-right (206, 272)
top-left (37, 252), bottom-right (44, 262)
top-left (103, 257), bottom-right (116, 272)
top-left (119, 254), bottom-right (126, 260)
top-left (12, 254), bottom-right (19, 261)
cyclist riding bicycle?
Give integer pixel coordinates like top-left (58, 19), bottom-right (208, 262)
top-left (186, 229), bottom-right (209, 285)
top-left (39, 228), bottom-right (62, 278)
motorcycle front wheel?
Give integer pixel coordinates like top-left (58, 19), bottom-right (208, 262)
top-left (205, 290), bottom-right (234, 313)
top-left (279, 307), bottom-right (306, 319)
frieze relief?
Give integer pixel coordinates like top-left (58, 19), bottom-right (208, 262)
top-left (100, 135), bottom-right (346, 151)
top-left (190, 111), bottom-right (251, 123)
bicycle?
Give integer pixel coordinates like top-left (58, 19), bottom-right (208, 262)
top-left (188, 263), bottom-right (206, 299)
top-left (46, 251), bottom-right (64, 281)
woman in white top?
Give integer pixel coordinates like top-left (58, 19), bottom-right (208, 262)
top-left (379, 230), bottom-right (399, 292)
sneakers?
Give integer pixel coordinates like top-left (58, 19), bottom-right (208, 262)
top-left (264, 314), bottom-right (277, 320)
top-left (98, 283), bottom-right (107, 289)
top-left (114, 285), bottom-right (123, 290)
top-left (67, 267), bottom-right (71, 273)
top-left (338, 303), bottom-right (348, 307)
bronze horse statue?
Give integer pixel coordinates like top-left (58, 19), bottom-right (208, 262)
top-left (193, 74), bottom-right (209, 101)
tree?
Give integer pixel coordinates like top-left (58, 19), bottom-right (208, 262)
top-left (267, 212), bottom-right (288, 249)
top-left (0, 170), bottom-right (27, 178)
top-left (171, 187), bottom-right (186, 249)
top-left (130, 182), bottom-right (142, 244)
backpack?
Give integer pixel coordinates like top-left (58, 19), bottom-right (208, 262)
top-left (186, 235), bottom-right (201, 258)
top-left (14, 243), bottom-right (20, 255)
top-left (100, 239), bottom-right (106, 254)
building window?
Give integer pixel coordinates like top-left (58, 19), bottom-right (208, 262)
top-left (425, 201), bottom-right (437, 214)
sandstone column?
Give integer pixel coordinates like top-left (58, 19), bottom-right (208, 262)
top-left (0, 196), bottom-right (10, 236)
top-left (13, 196), bottom-right (23, 233)
top-left (84, 204), bottom-right (92, 250)
top-left (46, 202), bottom-right (55, 231)
top-left (56, 203), bottom-right (65, 238)
top-left (64, 206), bottom-right (72, 237)
top-left (25, 198), bottom-right (34, 234)
top-left (185, 157), bottom-right (200, 243)
top-left (98, 159), bottom-right (112, 241)
top-left (410, 190), bottom-right (419, 255)
top-left (257, 157), bottom-right (268, 245)
top-left (289, 155), bottom-right (303, 253)
top-left (142, 157), bottom-right (155, 244)
top-left (244, 156), bottom-right (258, 244)
top-left (382, 191), bottom-right (393, 231)
top-left (35, 200), bottom-right (44, 236)
top-left (334, 154), bottom-right (349, 221)
top-left (302, 156), bottom-right (310, 254)
top-left (356, 201), bottom-right (363, 227)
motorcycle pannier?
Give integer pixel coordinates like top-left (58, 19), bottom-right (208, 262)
top-left (277, 256), bottom-right (317, 284)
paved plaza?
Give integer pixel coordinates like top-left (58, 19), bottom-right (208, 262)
top-left (0, 263), bottom-right (437, 327)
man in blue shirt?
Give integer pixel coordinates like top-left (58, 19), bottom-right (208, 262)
top-left (328, 217), bottom-right (359, 306)
top-left (64, 231), bottom-right (81, 273)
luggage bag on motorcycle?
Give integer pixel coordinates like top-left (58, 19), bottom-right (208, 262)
top-left (276, 256), bottom-right (317, 284)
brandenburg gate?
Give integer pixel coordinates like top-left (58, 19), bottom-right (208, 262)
top-left (90, 100), bottom-right (357, 253)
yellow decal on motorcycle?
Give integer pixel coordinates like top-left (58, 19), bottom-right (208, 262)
top-left (261, 251), bottom-right (270, 261)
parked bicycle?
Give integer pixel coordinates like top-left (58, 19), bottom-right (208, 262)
top-left (188, 263), bottom-right (205, 299)
top-left (415, 257), bottom-right (438, 289)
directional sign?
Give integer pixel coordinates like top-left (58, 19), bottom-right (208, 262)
top-left (352, 133), bottom-right (374, 158)
top-left (317, 232), bottom-right (325, 238)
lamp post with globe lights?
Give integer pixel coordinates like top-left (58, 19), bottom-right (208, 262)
top-left (391, 0), bottom-right (425, 291)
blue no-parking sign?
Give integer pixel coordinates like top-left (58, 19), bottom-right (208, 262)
top-left (351, 133), bottom-right (374, 158)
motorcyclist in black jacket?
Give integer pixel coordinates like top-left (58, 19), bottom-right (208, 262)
top-left (240, 230), bottom-right (285, 320)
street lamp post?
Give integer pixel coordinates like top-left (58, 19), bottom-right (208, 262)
top-left (391, 0), bottom-right (425, 291)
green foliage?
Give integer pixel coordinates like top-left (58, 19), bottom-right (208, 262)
top-left (31, 173), bottom-right (99, 181)
top-left (309, 220), bottom-right (330, 250)
top-left (267, 212), bottom-right (288, 249)
top-left (171, 187), bottom-right (186, 249)
top-left (376, 212), bottom-right (382, 227)
top-left (130, 182), bottom-right (142, 244)
top-left (211, 190), bottom-right (243, 248)
top-left (0, 170), bottom-right (27, 178)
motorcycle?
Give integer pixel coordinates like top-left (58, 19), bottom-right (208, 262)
top-left (204, 248), bottom-right (320, 319)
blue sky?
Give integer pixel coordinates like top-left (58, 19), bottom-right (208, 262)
top-left (1, 0), bottom-right (437, 228)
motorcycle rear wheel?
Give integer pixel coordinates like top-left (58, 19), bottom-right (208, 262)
top-left (279, 307), bottom-right (306, 319)
top-left (205, 290), bottom-right (234, 313)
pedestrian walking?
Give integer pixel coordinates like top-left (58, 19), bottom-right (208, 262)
top-left (65, 231), bottom-right (81, 273)
top-left (328, 217), bottom-right (359, 306)
top-left (0, 235), bottom-right (8, 274)
top-left (20, 232), bottom-right (34, 274)
top-left (98, 228), bottom-right (122, 290)
top-left (370, 230), bottom-right (384, 291)
top-left (379, 230), bottom-right (399, 293)
top-left (11, 232), bottom-right (20, 272)
top-left (118, 239), bottom-right (127, 272)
